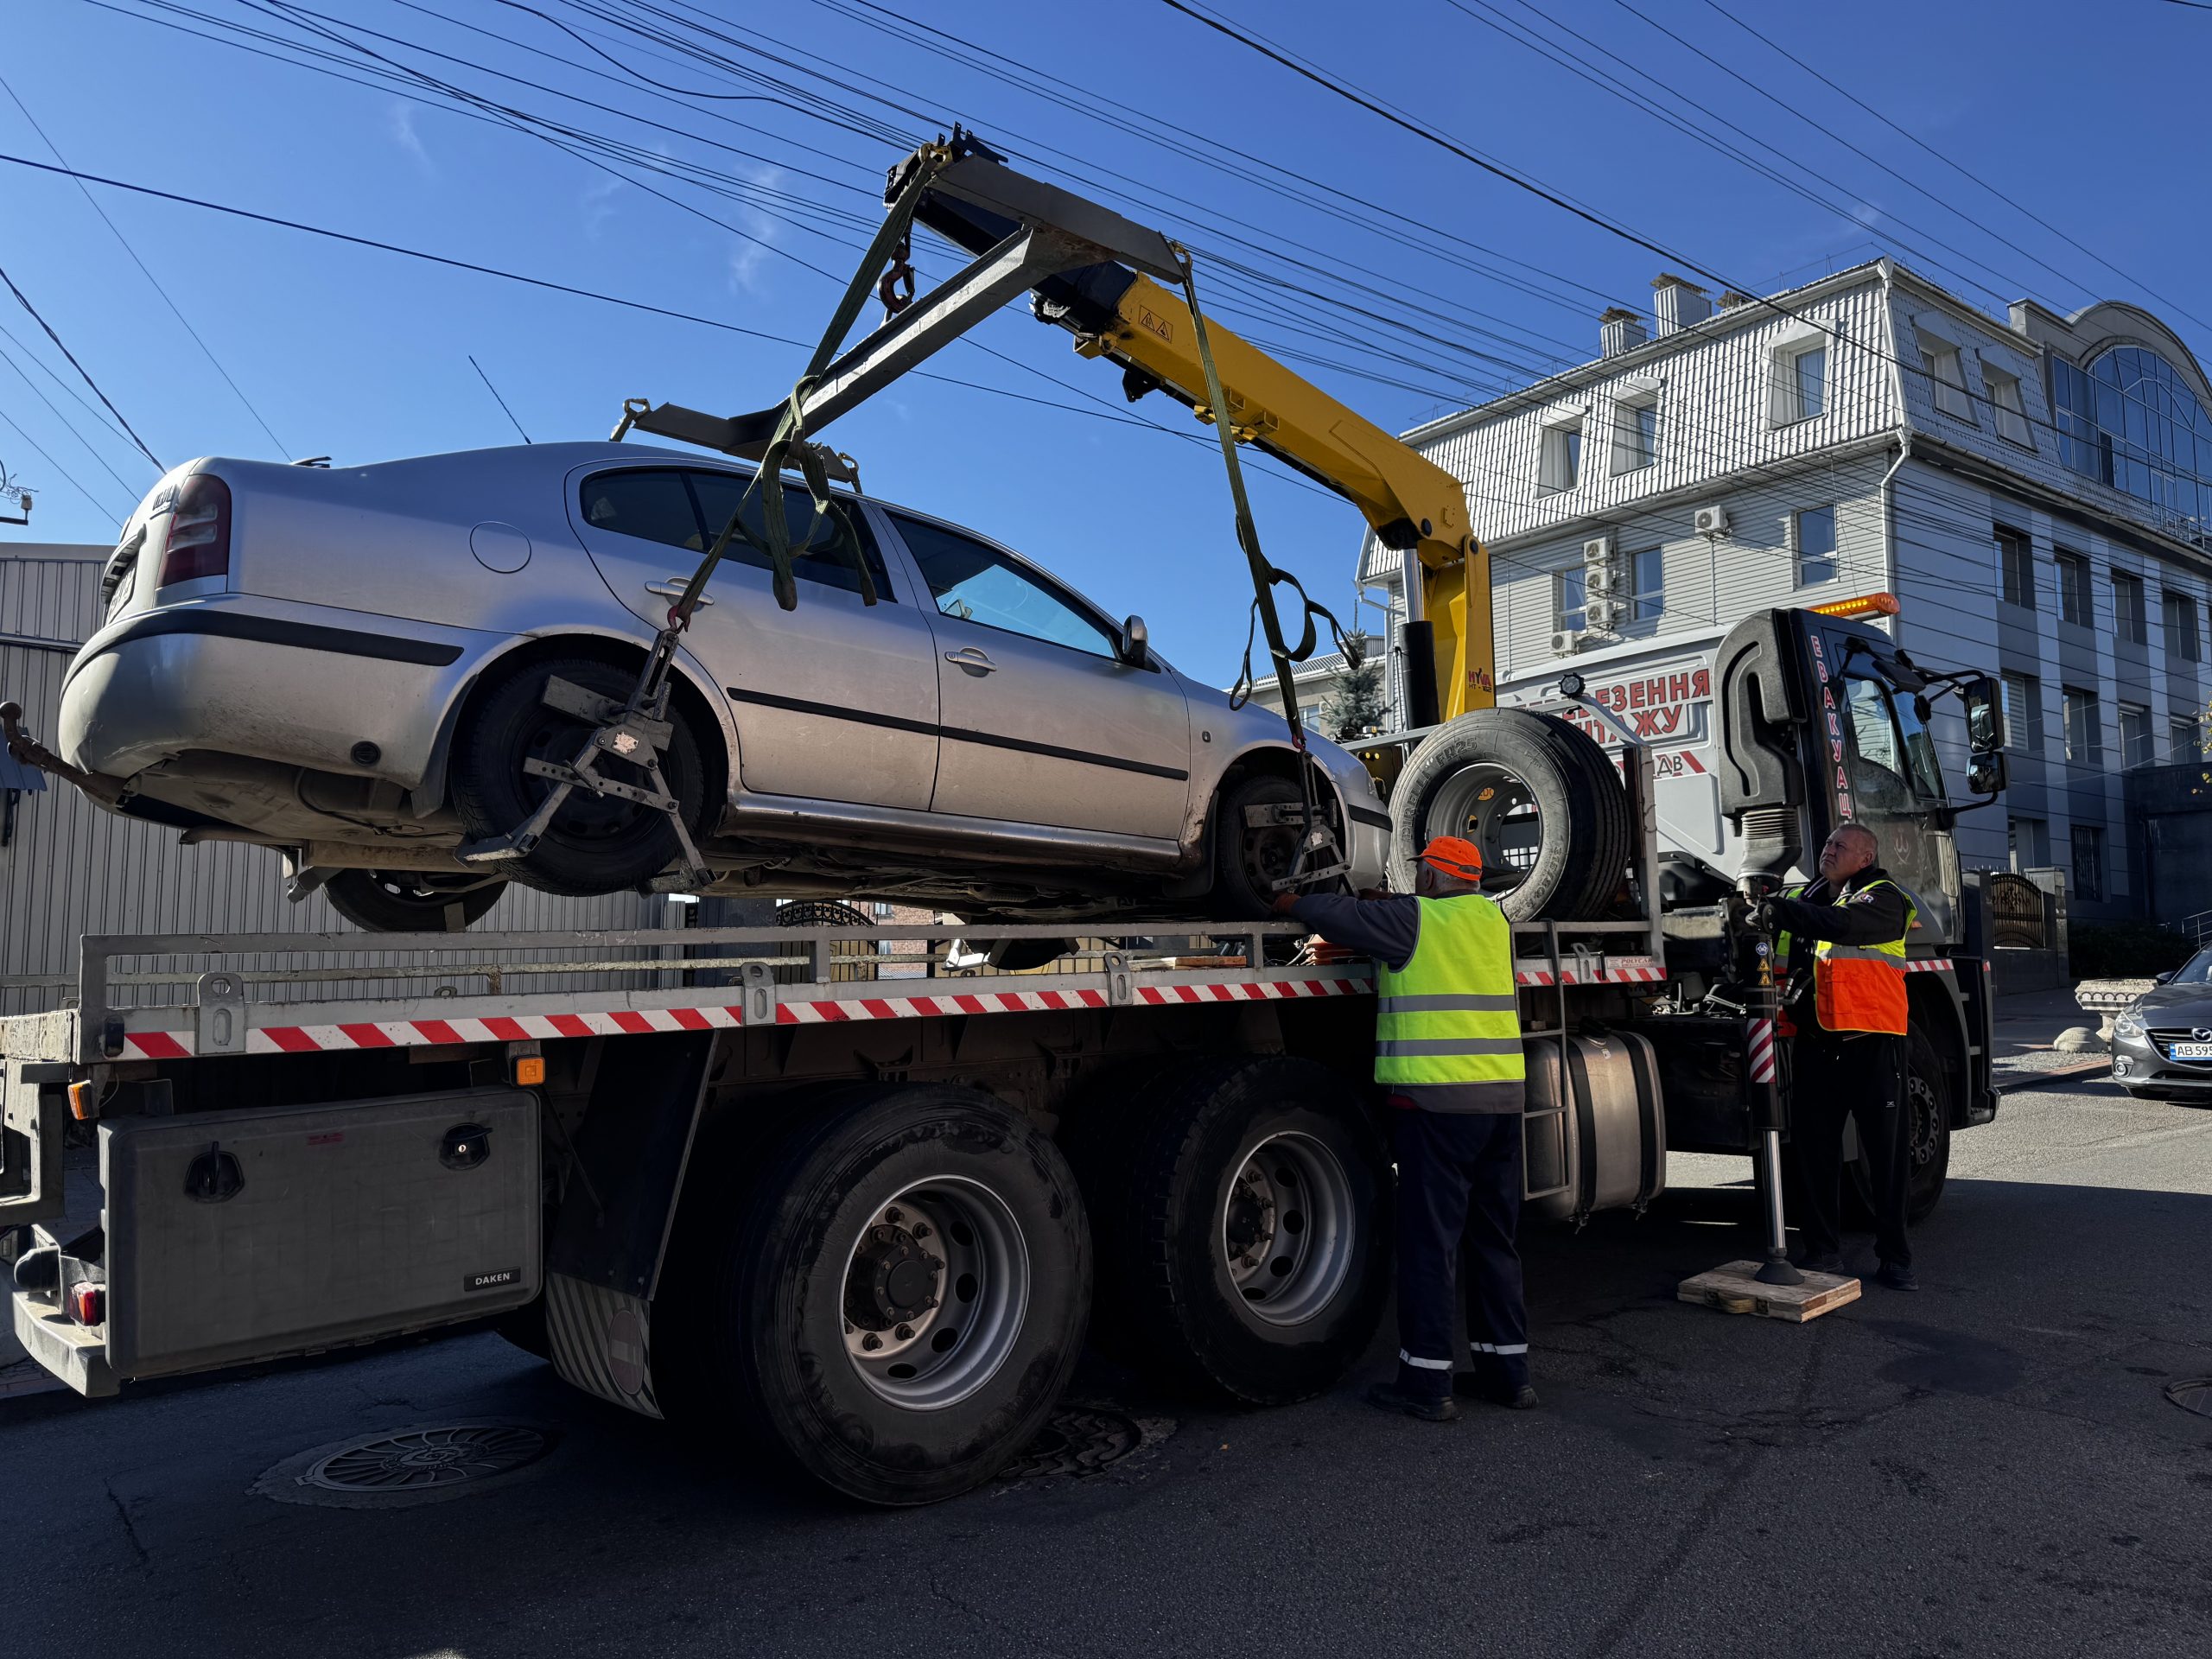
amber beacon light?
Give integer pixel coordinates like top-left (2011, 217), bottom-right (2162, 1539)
top-left (1804, 590), bottom-right (1901, 620)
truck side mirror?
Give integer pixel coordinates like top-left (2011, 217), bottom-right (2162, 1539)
top-left (1963, 675), bottom-right (2005, 753)
top-left (1117, 614), bottom-right (1150, 666)
top-left (1967, 750), bottom-right (2006, 796)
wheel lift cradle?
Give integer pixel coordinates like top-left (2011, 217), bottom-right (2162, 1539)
top-left (0, 909), bottom-right (1686, 1422)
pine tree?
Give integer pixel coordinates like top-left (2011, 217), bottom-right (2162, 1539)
top-left (1322, 658), bottom-right (1387, 741)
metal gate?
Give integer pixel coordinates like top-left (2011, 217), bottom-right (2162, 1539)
top-left (1986, 872), bottom-right (2049, 950)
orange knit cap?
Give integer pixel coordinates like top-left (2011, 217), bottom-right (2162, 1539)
top-left (1420, 835), bottom-right (1484, 882)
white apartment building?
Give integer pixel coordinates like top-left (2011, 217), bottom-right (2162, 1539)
top-left (1357, 260), bottom-right (2212, 924)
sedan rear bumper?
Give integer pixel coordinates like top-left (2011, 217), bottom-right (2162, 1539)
top-left (60, 599), bottom-right (498, 791)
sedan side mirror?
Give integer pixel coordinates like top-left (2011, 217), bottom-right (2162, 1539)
top-left (2155, 970), bottom-right (2175, 984)
top-left (1117, 613), bottom-right (1150, 667)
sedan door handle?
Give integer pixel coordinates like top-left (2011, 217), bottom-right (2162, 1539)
top-left (645, 580), bottom-right (711, 606)
top-left (944, 647), bottom-right (996, 674)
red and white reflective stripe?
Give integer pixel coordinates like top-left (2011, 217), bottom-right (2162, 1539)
top-left (119, 1004), bottom-right (746, 1059)
top-left (1904, 958), bottom-right (1955, 974)
top-left (1748, 1017), bottom-right (1777, 1083)
top-left (776, 987), bottom-right (1113, 1024)
top-left (1514, 957), bottom-right (1665, 987)
top-left (1134, 977), bottom-right (1371, 1007)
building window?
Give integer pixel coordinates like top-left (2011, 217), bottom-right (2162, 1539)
top-left (1630, 546), bottom-right (1663, 623)
top-left (2062, 686), bottom-right (2101, 765)
top-left (2173, 711), bottom-right (2204, 762)
top-left (2001, 671), bottom-right (2042, 753)
top-left (1612, 397), bottom-right (1658, 473)
top-left (2053, 548), bottom-right (2088, 624)
top-left (2007, 815), bottom-right (2049, 870)
top-left (2120, 702), bottom-right (2153, 768)
top-left (1778, 343), bottom-right (1826, 423)
top-left (1998, 527), bottom-right (2036, 610)
top-left (2165, 590), bottom-right (2201, 663)
top-left (1983, 364), bottom-right (2032, 447)
top-left (1917, 333), bottom-right (1974, 421)
top-left (2051, 346), bottom-right (2212, 535)
top-left (1794, 505), bottom-right (1838, 586)
top-left (2113, 569), bottom-right (2147, 645)
top-left (1539, 420), bottom-right (1583, 493)
top-left (2071, 823), bottom-right (2105, 903)
top-left (1557, 566), bottom-right (1587, 631)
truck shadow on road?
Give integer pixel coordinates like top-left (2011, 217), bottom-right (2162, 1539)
top-left (7, 1170), bottom-right (2211, 1659)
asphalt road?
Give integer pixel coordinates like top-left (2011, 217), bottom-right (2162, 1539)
top-left (7, 1075), bottom-right (2209, 1659)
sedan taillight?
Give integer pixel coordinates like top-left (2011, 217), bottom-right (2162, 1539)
top-left (157, 474), bottom-right (232, 588)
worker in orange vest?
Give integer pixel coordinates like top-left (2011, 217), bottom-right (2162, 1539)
top-left (1758, 822), bottom-right (1920, 1290)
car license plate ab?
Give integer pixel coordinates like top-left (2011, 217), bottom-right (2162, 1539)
top-left (2169, 1042), bottom-right (2212, 1059)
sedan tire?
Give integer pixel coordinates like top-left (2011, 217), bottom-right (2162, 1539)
top-left (321, 868), bottom-right (508, 934)
top-left (451, 656), bottom-right (708, 897)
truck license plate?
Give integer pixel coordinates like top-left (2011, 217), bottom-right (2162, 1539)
top-left (2170, 1042), bottom-right (2212, 1059)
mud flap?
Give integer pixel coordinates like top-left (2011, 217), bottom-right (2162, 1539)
top-left (543, 1273), bottom-right (662, 1420)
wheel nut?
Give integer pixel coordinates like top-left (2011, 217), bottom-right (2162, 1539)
top-left (912, 1224), bottom-right (931, 1239)
top-left (874, 1225), bottom-right (895, 1244)
top-left (895, 1324), bottom-right (913, 1341)
top-left (885, 1206), bottom-right (903, 1224)
top-left (861, 1333), bottom-right (882, 1351)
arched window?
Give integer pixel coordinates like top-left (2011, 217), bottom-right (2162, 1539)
top-left (2051, 346), bottom-right (2212, 534)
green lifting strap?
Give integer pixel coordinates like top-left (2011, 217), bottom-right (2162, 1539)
top-left (654, 148), bottom-right (947, 661)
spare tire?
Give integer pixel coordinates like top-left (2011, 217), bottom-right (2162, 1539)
top-left (1389, 709), bottom-right (1630, 921)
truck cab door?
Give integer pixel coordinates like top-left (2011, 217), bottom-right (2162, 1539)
top-left (1817, 640), bottom-right (1959, 943)
top-left (569, 463), bottom-right (941, 811)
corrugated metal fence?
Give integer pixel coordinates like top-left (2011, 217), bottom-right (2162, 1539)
top-left (1, 544), bottom-right (684, 1016)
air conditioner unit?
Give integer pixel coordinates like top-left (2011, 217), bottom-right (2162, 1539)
top-left (1584, 566), bottom-right (1620, 594)
top-left (1551, 629), bottom-right (1585, 656)
top-left (1693, 505), bottom-right (1731, 537)
top-left (1583, 536), bottom-right (1614, 567)
top-left (1585, 595), bottom-right (1626, 629)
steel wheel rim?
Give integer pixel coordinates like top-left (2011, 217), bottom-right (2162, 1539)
top-left (1220, 1130), bottom-right (1356, 1327)
top-left (1423, 763), bottom-right (1542, 896)
top-left (839, 1176), bottom-right (1030, 1411)
top-left (1907, 1071), bottom-right (1942, 1166)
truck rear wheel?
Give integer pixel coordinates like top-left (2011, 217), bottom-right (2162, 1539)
top-left (1389, 709), bottom-right (1630, 920)
top-left (683, 1084), bottom-right (1090, 1506)
top-left (1077, 1056), bottom-right (1389, 1405)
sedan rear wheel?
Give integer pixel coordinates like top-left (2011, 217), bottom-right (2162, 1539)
top-left (451, 657), bottom-right (708, 897)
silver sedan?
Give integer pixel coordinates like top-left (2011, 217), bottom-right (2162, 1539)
top-left (59, 442), bottom-right (1387, 930)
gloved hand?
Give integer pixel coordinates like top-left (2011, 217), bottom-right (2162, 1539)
top-left (1270, 891), bottom-right (1302, 917)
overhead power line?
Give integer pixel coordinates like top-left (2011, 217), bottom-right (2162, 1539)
top-left (0, 67), bottom-right (288, 456)
top-left (0, 261), bottom-right (162, 470)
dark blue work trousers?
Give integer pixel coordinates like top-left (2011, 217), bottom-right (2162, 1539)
top-left (1389, 1106), bottom-right (1529, 1401)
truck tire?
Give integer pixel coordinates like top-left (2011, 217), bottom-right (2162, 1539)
top-left (1389, 709), bottom-right (1630, 920)
top-left (681, 1084), bottom-right (1090, 1506)
top-left (1075, 1056), bottom-right (1389, 1405)
top-left (322, 868), bottom-right (508, 933)
top-left (451, 657), bottom-right (707, 898)
top-left (1841, 1025), bottom-right (1952, 1224)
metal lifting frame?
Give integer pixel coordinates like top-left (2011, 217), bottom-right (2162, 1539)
top-left (473, 132), bottom-right (1352, 893)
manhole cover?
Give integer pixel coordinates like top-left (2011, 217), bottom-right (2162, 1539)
top-left (255, 1422), bottom-right (556, 1510)
top-left (997, 1404), bottom-right (1169, 1481)
top-left (2166, 1378), bottom-right (2212, 1418)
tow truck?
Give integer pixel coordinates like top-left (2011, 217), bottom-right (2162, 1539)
top-left (2, 137), bottom-right (2008, 1504)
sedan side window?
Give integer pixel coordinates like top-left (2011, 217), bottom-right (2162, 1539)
top-left (687, 471), bottom-right (891, 600)
top-left (580, 468), bottom-right (704, 550)
top-left (892, 514), bottom-right (1120, 659)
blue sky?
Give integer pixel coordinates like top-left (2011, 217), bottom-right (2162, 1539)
top-left (3, 0), bottom-right (2208, 684)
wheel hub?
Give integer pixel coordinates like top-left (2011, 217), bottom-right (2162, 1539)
top-left (844, 1208), bottom-right (945, 1353)
top-left (1219, 1132), bottom-right (1352, 1327)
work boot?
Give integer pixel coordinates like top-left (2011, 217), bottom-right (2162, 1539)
top-left (1874, 1261), bottom-right (1919, 1292)
top-left (1366, 1382), bottom-right (1457, 1423)
top-left (1454, 1374), bottom-right (1540, 1409)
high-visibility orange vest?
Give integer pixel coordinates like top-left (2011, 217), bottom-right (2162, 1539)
top-left (1778, 878), bottom-right (1916, 1036)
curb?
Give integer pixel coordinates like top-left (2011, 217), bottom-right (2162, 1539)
top-left (1993, 1058), bottom-right (2111, 1094)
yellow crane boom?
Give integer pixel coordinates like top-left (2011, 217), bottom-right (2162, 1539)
top-left (617, 135), bottom-right (1491, 723)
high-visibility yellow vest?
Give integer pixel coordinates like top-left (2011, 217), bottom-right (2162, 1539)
top-left (1777, 878), bottom-right (1916, 1037)
top-left (1374, 896), bottom-right (1525, 1088)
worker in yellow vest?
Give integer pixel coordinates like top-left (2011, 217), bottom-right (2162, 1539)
top-left (1276, 835), bottom-right (1530, 1423)
top-left (1758, 822), bottom-right (1920, 1290)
